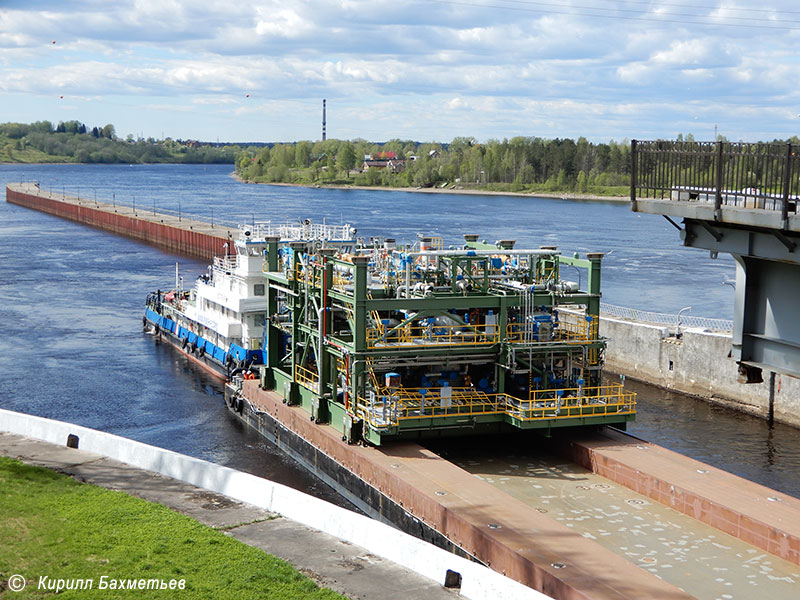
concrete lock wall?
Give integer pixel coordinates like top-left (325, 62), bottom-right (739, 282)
top-left (0, 409), bottom-right (547, 600)
top-left (601, 315), bottom-right (800, 428)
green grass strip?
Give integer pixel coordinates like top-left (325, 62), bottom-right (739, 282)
top-left (0, 457), bottom-right (346, 599)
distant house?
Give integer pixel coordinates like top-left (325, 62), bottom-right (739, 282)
top-left (362, 159), bottom-right (388, 171)
top-left (386, 159), bottom-right (406, 173)
top-left (361, 158), bottom-right (407, 173)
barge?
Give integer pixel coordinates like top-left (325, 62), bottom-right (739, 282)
top-left (227, 232), bottom-right (635, 445)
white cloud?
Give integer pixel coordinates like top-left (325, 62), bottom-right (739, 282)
top-left (1, 0), bottom-right (800, 142)
top-left (255, 7), bottom-right (315, 39)
top-left (652, 40), bottom-right (712, 66)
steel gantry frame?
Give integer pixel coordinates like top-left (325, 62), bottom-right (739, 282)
top-left (258, 235), bottom-right (635, 445)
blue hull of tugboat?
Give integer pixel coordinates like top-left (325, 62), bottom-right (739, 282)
top-left (143, 308), bottom-right (264, 379)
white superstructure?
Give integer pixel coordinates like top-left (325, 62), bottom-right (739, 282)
top-left (146, 220), bottom-right (359, 375)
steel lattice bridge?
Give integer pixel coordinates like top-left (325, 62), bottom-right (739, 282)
top-left (630, 140), bottom-right (800, 381)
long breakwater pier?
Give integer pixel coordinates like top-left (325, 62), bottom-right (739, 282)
top-left (6, 182), bottom-right (800, 600)
top-left (6, 182), bottom-right (232, 259)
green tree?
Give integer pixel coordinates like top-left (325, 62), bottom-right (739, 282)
top-left (576, 170), bottom-right (588, 193)
top-left (336, 142), bottom-right (356, 176)
top-left (294, 141), bottom-right (312, 168)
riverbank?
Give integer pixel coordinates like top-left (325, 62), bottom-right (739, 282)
top-left (0, 449), bottom-right (345, 600)
top-left (231, 172), bottom-right (629, 203)
top-left (0, 414), bottom-right (538, 600)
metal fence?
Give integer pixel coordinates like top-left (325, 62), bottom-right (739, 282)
top-left (600, 303), bottom-right (733, 332)
top-left (37, 183), bottom-right (242, 229)
top-left (631, 140), bottom-right (800, 225)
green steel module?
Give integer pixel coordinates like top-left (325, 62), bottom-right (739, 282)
top-left (253, 233), bottom-right (636, 446)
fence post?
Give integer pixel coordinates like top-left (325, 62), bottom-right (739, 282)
top-left (781, 143), bottom-right (792, 230)
top-left (630, 140), bottom-right (638, 210)
top-left (714, 141), bottom-right (723, 220)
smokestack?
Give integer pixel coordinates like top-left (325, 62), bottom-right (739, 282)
top-left (322, 99), bottom-right (327, 141)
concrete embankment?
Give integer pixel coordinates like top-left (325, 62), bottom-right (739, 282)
top-left (0, 409), bottom-right (541, 600)
top-left (600, 313), bottom-right (800, 428)
top-left (6, 182), bottom-right (232, 260)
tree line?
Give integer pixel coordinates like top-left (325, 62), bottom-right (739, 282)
top-left (0, 121), bottom-right (238, 164)
top-left (235, 137), bottom-right (633, 195)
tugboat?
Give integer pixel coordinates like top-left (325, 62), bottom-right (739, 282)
top-left (144, 221), bottom-right (357, 379)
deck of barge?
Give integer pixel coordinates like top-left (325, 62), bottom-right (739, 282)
top-left (240, 380), bottom-right (800, 599)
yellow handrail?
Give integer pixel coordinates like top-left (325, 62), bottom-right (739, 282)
top-left (505, 315), bottom-right (596, 344)
top-left (294, 364), bottom-right (319, 392)
top-left (355, 382), bottom-right (636, 428)
top-left (366, 322), bottom-right (498, 348)
top-left (504, 383), bottom-right (635, 420)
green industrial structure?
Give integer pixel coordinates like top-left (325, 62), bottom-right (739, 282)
top-left (257, 234), bottom-right (636, 445)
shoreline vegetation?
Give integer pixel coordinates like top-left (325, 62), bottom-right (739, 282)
top-left (0, 120), bottom-right (237, 165)
top-left (1, 120), bottom-right (631, 199)
top-left (234, 136), bottom-right (633, 200)
top-left (230, 171), bottom-right (628, 203)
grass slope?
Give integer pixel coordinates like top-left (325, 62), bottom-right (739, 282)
top-left (0, 457), bottom-right (346, 599)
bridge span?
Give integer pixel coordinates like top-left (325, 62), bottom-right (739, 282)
top-left (631, 140), bottom-right (800, 383)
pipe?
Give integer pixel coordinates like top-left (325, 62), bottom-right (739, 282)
top-left (405, 248), bottom-right (558, 257)
top-left (317, 306), bottom-right (329, 378)
top-left (768, 371), bottom-right (776, 425)
top-left (405, 259), bottom-right (411, 299)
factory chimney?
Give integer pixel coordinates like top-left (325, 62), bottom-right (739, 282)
top-left (322, 99), bottom-right (327, 141)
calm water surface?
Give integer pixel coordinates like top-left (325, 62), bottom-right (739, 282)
top-left (3, 162), bottom-right (734, 317)
top-left (1, 163), bottom-right (797, 500)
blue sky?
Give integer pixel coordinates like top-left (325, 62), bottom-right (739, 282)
top-left (1, 0), bottom-right (799, 143)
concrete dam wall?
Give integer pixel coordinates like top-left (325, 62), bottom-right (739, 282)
top-left (601, 313), bottom-right (800, 428)
top-left (6, 183), bottom-right (232, 260)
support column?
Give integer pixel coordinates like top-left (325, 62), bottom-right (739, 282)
top-left (352, 255), bottom-right (370, 403)
top-left (264, 236), bottom-right (281, 372)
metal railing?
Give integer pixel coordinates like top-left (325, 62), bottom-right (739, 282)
top-left (505, 314), bottom-right (597, 344)
top-left (366, 322), bottom-right (499, 348)
top-left (365, 312), bottom-right (599, 349)
top-left (214, 255), bottom-right (238, 273)
top-left (600, 302), bottom-right (733, 331)
top-left (355, 383), bottom-right (636, 429)
top-left (505, 383), bottom-right (636, 421)
top-left (631, 140), bottom-right (800, 225)
top-left (265, 221), bottom-right (356, 242)
top-left (294, 364), bottom-right (319, 392)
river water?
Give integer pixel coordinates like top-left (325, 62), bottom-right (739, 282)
top-left (1, 163), bottom-right (798, 500)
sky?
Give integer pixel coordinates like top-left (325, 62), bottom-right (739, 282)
top-left (1, 0), bottom-right (800, 144)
